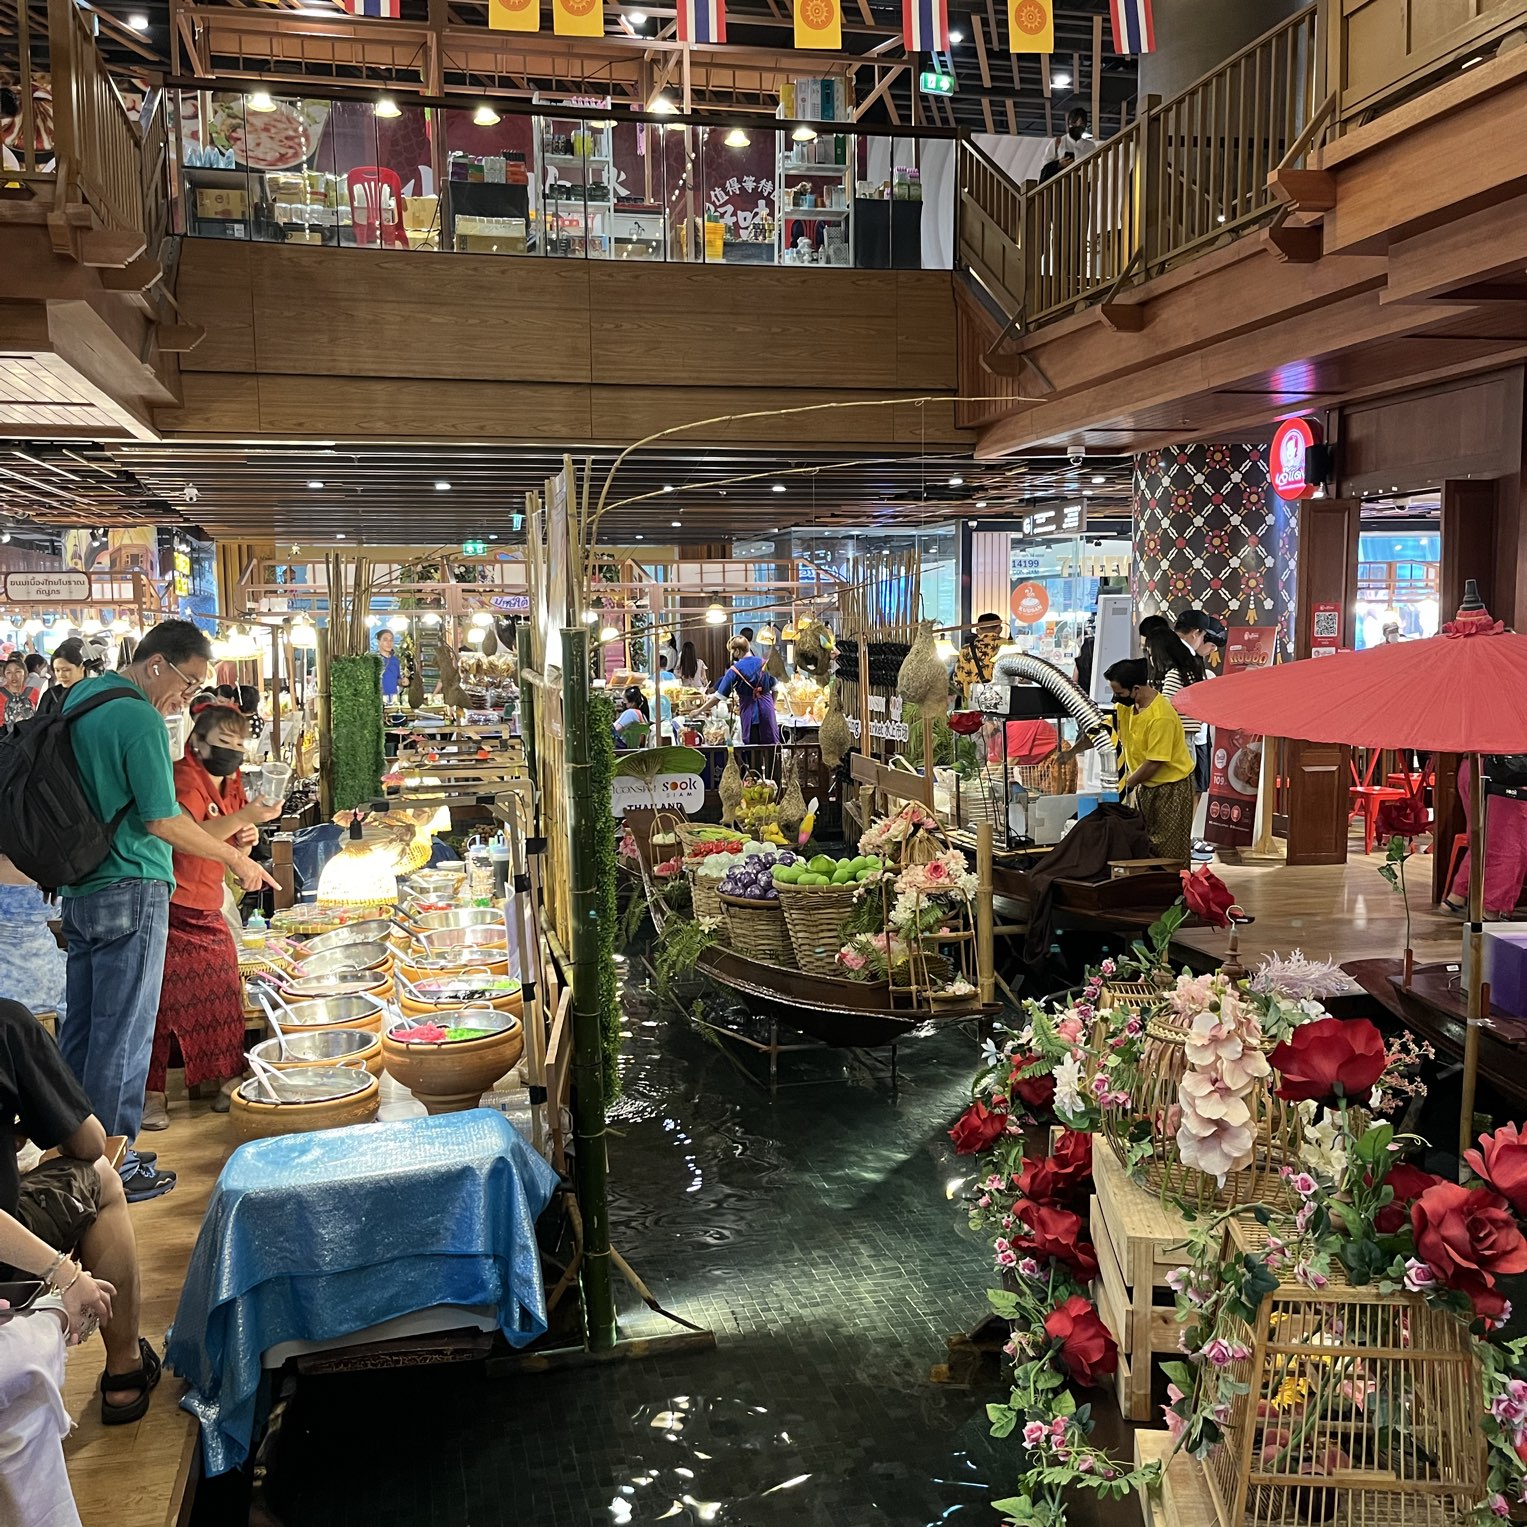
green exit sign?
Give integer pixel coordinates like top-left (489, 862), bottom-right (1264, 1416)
top-left (461, 540), bottom-right (487, 556)
top-left (919, 69), bottom-right (954, 95)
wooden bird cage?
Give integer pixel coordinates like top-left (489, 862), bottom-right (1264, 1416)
top-left (1102, 998), bottom-right (1302, 1213)
top-left (1199, 1221), bottom-right (1486, 1527)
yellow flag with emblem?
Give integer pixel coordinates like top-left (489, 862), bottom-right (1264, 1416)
top-left (1008, 0), bottom-right (1053, 51)
top-left (793, 0), bottom-right (842, 50)
top-left (553, 0), bottom-right (603, 36)
top-left (489, 0), bottom-right (540, 31)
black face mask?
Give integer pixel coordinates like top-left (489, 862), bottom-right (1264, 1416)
top-left (1114, 692), bottom-right (1135, 708)
top-left (200, 743), bottom-right (245, 778)
top-left (1068, 125), bottom-right (1084, 140)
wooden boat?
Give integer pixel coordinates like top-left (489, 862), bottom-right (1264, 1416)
top-left (949, 832), bottom-right (1184, 933)
top-left (1343, 956), bottom-right (1527, 1114)
top-left (647, 883), bottom-right (995, 1050)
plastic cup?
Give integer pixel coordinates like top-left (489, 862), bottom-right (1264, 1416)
top-left (260, 762), bottom-right (293, 804)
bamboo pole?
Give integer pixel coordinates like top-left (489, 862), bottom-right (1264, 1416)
top-left (1460, 751), bottom-right (1487, 1166)
top-left (976, 822), bottom-right (995, 1004)
top-left (315, 624), bottom-right (334, 819)
top-left (561, 625), bottom-right (617, 1351)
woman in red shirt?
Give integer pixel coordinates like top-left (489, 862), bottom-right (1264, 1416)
top-left (142, 700), bottom-right (282, 1129)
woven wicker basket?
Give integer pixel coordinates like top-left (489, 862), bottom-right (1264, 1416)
top-left (718, 892), bottom-right (796, 968)
top-left (776, 880), bottom-right (859, 977)
top-left (1015, 753), bottom-right (1078, 795)
top-left (688, 869), bottom-right (724, 924)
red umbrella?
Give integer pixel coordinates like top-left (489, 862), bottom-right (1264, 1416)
top-left (1172, 584), bottom-right (1527, 1159)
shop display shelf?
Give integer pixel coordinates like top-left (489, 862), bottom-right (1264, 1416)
top-left (781, 206), bottom-right (850, 219)
top-left (543, 152), bottom-right (613, 167)
top-left (780, 159), bottom-right (850, 175)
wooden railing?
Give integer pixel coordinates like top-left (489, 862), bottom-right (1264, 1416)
top-left (4, 0), bottom-right (163, 244)
top-left (958, 4), bottom-right (1321, 331)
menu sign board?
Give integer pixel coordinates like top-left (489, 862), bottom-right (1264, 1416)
top-left (3, 571), bottom-right (91, 603)
top-left (1203, 626), bottom-right (1276, 849)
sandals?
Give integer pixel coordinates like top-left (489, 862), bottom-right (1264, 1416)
top-left (100, 1337), bottom-right (162, 1426)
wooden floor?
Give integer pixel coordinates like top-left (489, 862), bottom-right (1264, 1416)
top-left (1174, 846), bottom-right (1465, 976)
top-left (61, 1097), bottom-right (237, 1527)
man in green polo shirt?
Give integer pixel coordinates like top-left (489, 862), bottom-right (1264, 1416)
top-left (58, 620), bottom-right (275, 1200)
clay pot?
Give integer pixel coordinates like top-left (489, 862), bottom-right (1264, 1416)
top-left (267, 993), bottom-right (386, 1035)
top-left (396, 956), bottom-right (509, 989)
top-left (229, 1066), bottom-right (380, 1141)
top-left (380, 1009), bottom-right (525, 1115)
top-left (396, 979), bottom-right (523, 1020)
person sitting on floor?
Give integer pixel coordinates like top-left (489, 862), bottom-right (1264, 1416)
top-left (0, 997), bottom-right (159, 1424)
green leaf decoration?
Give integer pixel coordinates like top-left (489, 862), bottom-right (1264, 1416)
top-left (613, 744), bottom-right (706, 780)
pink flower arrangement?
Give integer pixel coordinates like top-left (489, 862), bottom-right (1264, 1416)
top-left (1172, 974), bottom-right (1270, 1184)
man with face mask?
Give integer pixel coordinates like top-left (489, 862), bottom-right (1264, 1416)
top-left (1105, 657), bottom-right (1196, 863)
top-left (56, 621), bottom-right (277, 1199)
top-left (1042, 107), bottom-right (1096, 169)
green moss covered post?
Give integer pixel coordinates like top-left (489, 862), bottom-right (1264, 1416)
top-left (329, 652), bottom-right (387, 810)
top-left (561, 626), bottom-right (617, 1351)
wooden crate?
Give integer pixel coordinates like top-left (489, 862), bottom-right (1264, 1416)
top-left (1135, 1430), bottom-right (1216, 1527)
top-left (1090, 1136), bottom-right (1195, 1421)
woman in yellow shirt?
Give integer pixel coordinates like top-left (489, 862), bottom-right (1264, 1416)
top-left (1104, 658), bottom-right (1196, 863)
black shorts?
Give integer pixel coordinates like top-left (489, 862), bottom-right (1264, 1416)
top-left (2, 1157), bottom-right (101, 1277)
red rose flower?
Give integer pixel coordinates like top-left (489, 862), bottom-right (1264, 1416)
top-left (1050, 1128), bottom-right (1094, 1189)
top-left (948, 1100), bottom-right (1007, 1155)
top-left (1375, 795), bottom-right (1429, 841)
top-left (1465, 1123), bottom-right (1527, 1218)
top-left (1043, 1294), bottom-right (1118, 1388)
top-left (1016, 1157), bottom-right (1075, 1205)
top-left (1373, 1161), bottom-right (1445, 1235)
top-left (1180, 865), bottom-right (1235, 928)
top-left (948, 710), bottom-right (984, 736)
top-left (1010, 1057), bottom-right (1056, 1115)
top-left (1012, 1200), bottom-right (1100, 1283)
top-left (1270, 1017), bottom-right (1388, 1106)
top-left (1411, 1181), bottom-right (1527, 1318)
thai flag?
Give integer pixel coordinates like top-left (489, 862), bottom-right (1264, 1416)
top-left (343, 0), bottom-right (401, 16)
top-left (677, 0), bottom-right (726, 43)
top-left (1109, 0), bottom-right (1154, 53)
top-left (902, 0), bottom-right (948, 54)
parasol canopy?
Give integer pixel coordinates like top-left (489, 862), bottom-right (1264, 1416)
top-left (1170, 582), bottom-right (1527, 1166)
top-left (1172, 596), bottom-right (1527, 753)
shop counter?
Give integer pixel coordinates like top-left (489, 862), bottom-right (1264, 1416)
top-left (166, 1109), bottom-right (557, 1473)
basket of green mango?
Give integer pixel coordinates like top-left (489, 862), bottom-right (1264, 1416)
top-left (773, 853), bottom-right (885, 978)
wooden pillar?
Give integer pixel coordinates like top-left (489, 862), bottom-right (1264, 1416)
top-left (1431, 478), bottom-right (1503, 901)
top-left (1285, 497), bottom-right (1360, 866)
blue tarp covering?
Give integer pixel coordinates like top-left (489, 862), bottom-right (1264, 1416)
top-left (166, 1109), bottom-right (559, 1474)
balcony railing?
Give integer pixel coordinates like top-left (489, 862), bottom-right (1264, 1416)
top-left (5, 0), bottom-right (167, 246)
top-left (959, 5), bottom-right (1321, 334)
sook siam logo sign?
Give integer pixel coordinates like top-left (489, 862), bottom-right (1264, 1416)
top-left (1270, 417), bottom-right (1322, 502)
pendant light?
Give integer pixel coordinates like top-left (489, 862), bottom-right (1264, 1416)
top-left (724, 127), bottom-right (750, 148)
top-left (375, 96), bottom-right (402, 119)
top-left (791, 124), bottom-right (817, 143)
top-left (247, 89), bottom-right (277, 113)
top-left (473, 103), bottom-right (501, 126)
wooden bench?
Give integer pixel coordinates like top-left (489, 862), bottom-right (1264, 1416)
top-left (1090, 1138), bottom-right (1194, 1422)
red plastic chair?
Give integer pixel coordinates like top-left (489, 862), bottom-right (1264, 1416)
top-left (1349, 750), bottom-right (1406, 855)
top-left (1444, 832), bottom-right (1469, 893)
top-left (346, 167), bottom-right (408, 248)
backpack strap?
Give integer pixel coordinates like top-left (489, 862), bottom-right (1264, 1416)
top-left (61, 687), bottom-right (144, 724)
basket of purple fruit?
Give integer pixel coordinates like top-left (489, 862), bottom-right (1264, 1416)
top-left (716, 850), bottom-right (797, 968)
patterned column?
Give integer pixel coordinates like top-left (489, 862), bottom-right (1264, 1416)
top-left (1132, 442), bottom-right (1297, 650)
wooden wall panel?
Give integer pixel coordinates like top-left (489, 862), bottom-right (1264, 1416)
top-left (968, 531), bottom-right (1010, 623)
top-left (895, 271), bottom-right (959, 390)
top-left (163, 244), bottom-right (970, 449)
top-left (174, 241), bottom-right (256, 374)
top-left (1286, 498), bottom-right (1362, 866)
top-left (1337, 370), bottom-right (1525, 496)
top-left (587, 266), bottom-right (902, 387)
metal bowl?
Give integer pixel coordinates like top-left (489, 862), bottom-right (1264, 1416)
top-left (268, 994), bottom-right (384, 1028)
top-left (299, 920), bottom-right (393, 955)
top-left (237, 1065), bottom-right (374, 1105)
top-left (406, 870), bottom-right (465, 898)
top-left (250, 1030), bottom-right (379, 1066)
top-left (385, 1005), bottom-right (519, 1041)
top-left (418, 924), bottom-right (507, 953)
top-left (291, 941), bottom-right (391, 980)
top-left (404, 907), bottom-right (503, 934)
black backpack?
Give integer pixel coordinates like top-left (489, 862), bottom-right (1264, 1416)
top-left (0, 688), bottom-right (142, 890)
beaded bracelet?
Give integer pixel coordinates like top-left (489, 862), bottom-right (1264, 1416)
top-left (39, 1249), bottom-right (67, 1289)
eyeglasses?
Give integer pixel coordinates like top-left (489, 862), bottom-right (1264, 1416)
top-left (163, 656), bottom-right (206, 697)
